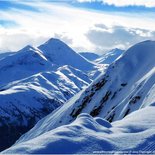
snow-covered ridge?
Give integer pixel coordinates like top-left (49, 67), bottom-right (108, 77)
top-left (0, 52), bottom-right (14, 60)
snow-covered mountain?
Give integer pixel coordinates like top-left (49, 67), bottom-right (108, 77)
top-left (2, 38), bottom-right (155, 154)
top-left (15, 40), bottom-right (155, 143)
top-left (95, 48), bottom-right (124, 64)
top-left (3, 106), bottom-right (155, 154)
top-left (0, 38), bottom-right (103, 151)
top-left (80, 52), bottom-right (100, 61)
top-left (3, 40), bottom-right (155, 154)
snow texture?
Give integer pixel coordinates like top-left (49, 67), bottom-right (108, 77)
top-left (3, 106), bottom-right (155, 154)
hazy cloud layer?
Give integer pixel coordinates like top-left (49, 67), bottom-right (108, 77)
top-left (86, 25), bottom-right (155, 52)
top-left (0, 1), bottom-right (155, 53)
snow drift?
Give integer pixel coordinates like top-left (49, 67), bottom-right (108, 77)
top-left (3, 106), bottom-right (155, 154)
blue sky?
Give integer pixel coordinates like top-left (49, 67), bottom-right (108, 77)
top-left (0, 0), bottom-right (155, 53)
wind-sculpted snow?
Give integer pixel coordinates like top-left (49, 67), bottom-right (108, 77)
top-left (3, 106), bottom-right (155, 154)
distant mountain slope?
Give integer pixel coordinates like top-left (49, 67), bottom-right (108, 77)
top-left (0, 45), bottom-right (52, 86)
top-left (80, 52), bottom-right (100, 61)
top-left (38, 38), bottom-right (95, 71)
top-left (17, 40), bottom-right (155, 138)
top-left (3, 106), bottom-right (155, 154)
top-left (95, 48), bottom-right (124, 64)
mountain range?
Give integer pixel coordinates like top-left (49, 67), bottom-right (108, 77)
top-left (2, 40), bottom-right (155, 154)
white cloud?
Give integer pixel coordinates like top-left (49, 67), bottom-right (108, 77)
top-left (0, 1), bottom-right (155, 53)
top-left (86, 25), bottom-right (155, 52)
top-left (103, 0), bottom-right (155, 7)
top-left (77, 0), bottom-right (96, 2)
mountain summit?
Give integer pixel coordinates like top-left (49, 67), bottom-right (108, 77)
top-left (38, 38), bottom-right (94, 71)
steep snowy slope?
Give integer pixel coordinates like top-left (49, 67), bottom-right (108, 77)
top-left (95, 48), bottom-right (124, 64)
top-left (106, 67), bottom-right (155, 122)
top-left (16, 40), bottom-right (155, 140)
top-left (3, 106), bottom-right (155, 154)
top-left (38, 38), bottom-right (95, 71)
top-left (80, 52), bottom-right (100, 61)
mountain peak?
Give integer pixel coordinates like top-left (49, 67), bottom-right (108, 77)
top-left (19, 45), bottom-right (35, 52)
top-left (45, 38), bottom-right (63, 44)
top-left (38, 38), bottom-right (94, 71)
top-left (41, 38), bottom-right (67, 50)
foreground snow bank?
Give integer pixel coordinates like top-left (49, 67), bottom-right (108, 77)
top-left (2, 106), bottom-right (155, 154)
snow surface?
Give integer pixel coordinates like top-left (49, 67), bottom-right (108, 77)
top-left (3, 106), bottom-right (155, 154)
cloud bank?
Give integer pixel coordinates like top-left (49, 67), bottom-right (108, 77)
top-left (0, 1), bottom-right (155, 53)
top-left (86, 24), bottom-right (155, 52)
